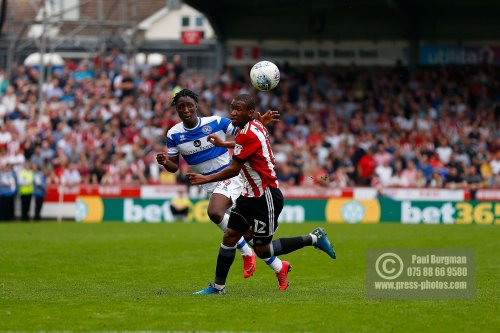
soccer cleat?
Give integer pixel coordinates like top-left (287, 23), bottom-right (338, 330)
top-left (312, 227), bottom-right (336, 259)
top-left (243, 251), bottom-right (257, 278)
top-left (193, 283), bottom-right (226, 295)
top-left (276, 261), bottom-right (291, 290)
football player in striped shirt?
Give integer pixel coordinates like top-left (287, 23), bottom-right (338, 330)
top-left (188, 94), bottom-right (336, 294)
top-left (156, 89), bottom-right (280, 281)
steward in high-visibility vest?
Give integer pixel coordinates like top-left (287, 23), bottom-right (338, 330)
top-left (18, 168), bottom-right (34, 194)
top-left (17, 162), bottom-right (34, 221)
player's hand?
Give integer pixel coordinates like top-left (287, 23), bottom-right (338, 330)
top-left (207, 134), bottom-right (225, 147)
top-left (256, 110), bottom-right (280, 126)
top-left (186, 173), bottom-right (209, 185)
top-left (156, 152), bottom-right (168, 166)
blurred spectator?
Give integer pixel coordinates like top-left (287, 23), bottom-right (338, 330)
top-left (429, 172), bottom-right (444, 188)
top-left (46, 78), bottom-right (64, 100)
top-left (155, 55), bottom-right (169, 78)
top-left (276, 163), bottom-right (296, 186)
top-left (0, 68), bottom-right (8, 94)
top-left (329, 167), bottom-right (350, 188)
top-left (0, 124), bottom-right (12, 148)
top-left (401, 160), bottom-right (418, 187)
top-left (444, 166), bottom-right (464, 189)
top-left (357, 147), bottom-right (376, 186)
top-left (0, 163), bottom-right (17, 220)
top-left (113, 67), bottom-right (135, 101)
top-left (172, 54), bottom-right (185, 83)
top-left (417, 154), bottom-right (434, 183)
top-left (386, 169), bottom-right (408, 187)
top-left (436, 137), bottom-right (453, 165)
top-left (39, 140), bottom-right (55, 165)
top-left (490, 152), bottom-right (500, 175)
top-left (480, 153), bottom-right (494, 187)
top-left (33, 164), bottom-right (47, 221)
top-left (74, 62), bottom-right (93, 82)
top-left (62, 162), bottom-right (81, 186)
top-left (414, 170), bottom-right (427, 188)
top-left (374, 159), bottom-right (393, 187)
top-left (109, 48), bottom-right (127, 73)
top-left (463, 164), bottom-right (483, 197)
top-left (170, 189), bottom-right (191, 222)
top-left (90, 159), bottom-right (106, 184)
top-left (1, 86), bottom-right (16, 115)
top-left (373, 142), bottom-right (393, 167)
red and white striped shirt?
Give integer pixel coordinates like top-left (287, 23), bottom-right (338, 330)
top-left (233, 120), bottom-right (278, 197)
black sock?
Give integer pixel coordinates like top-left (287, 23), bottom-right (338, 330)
top-left (271, 235), bottom-right (313, 256)
top-left (214, 245), bottom-right (236, 285)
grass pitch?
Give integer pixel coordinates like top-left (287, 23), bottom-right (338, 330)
top-left (0, 222), bottom-right (498, 332)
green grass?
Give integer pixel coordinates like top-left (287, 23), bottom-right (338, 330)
top-left (0, 222), bottom-right (498, 332)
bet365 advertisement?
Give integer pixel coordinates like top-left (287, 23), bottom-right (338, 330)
top-left (76, 196), bottom-right (500, 224)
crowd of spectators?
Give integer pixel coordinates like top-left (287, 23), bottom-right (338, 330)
top-left (1, 49), bottom-right (500, 194)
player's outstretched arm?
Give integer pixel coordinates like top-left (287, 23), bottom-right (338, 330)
top-left (156, 153), bottom-right (179, 173)
top-left (207, 134), bottom-right (235, 148)
top-left (187, 160), bottom-right (242, 185)
top-left (256, 110), bottom-right (280, 126)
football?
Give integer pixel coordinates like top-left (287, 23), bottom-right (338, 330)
top-left (250, 61), bottom-right (280, 91)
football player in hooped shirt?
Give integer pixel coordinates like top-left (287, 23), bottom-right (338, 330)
top-left (156, 89), bottom-right (282, 282)
top-left (187, 94), bottom-right (336, 294)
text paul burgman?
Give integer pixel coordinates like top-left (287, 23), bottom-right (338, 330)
top-left (412, 255), bottom-right (467, 265)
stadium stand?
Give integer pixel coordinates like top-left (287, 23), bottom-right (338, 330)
top-left (0, 52), bottom-right (499, 195)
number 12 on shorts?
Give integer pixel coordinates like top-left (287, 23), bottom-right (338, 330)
top-left (253, 219), bottom-right (267, 234)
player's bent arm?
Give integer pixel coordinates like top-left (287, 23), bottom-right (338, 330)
top-left (218, 141), bottom-right (236, 148)
top-left (160, 155), bottom-right (180, 173)
top-left (212, 140), bottom-right (235, 148)
top-left (208, 134), bottom-right (235, 148)
top-left (187, 160), bottom-right (242, 185)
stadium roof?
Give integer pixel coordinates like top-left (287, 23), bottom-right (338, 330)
top-left (184, 0), bottom-right (500, 41)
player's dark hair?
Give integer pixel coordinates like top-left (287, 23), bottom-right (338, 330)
top-left (171, 89), bottom-right (199, 106)
top-left (234, 94), bottom-right (255, 110)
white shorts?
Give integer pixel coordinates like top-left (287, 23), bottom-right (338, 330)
top-left (204, 175), bottom-right (244, 205)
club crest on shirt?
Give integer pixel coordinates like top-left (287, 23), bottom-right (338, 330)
top-left (202, 125), bottom-right (212, 134)
top-left (234, 144), bottom-right (242, 155)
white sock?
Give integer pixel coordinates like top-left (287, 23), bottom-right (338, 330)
top-left (310, 233), bottom-right (318, 245)
top-left (214, 283), bottom-right (225, 290)
top-left (237, 237), bottom-right (253, 256)
top-left (216, 214), bottom-right (252, 256)
top-left (264, 256), bottom-right (283, 273)
top-left (216, 214), bottom-right (229, 232)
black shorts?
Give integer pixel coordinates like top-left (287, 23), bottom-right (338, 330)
top-left (228, 186), bottom-right (284, 245)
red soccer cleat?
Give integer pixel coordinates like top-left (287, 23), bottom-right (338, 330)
top-left (276, 261), bottom-right (292, 290)
top-left (243, 252), bottom-right (256, 278)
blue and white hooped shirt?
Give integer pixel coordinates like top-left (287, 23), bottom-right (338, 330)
top-left (166, 116), bottom-right (237, 190)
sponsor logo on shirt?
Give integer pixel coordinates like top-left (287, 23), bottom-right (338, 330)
top-left (234, 144), bottom-right (242, 155)
top-left (183, 144), bottom-right (214, 155)
top-left (202, 125), bottom-right (212, 134)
